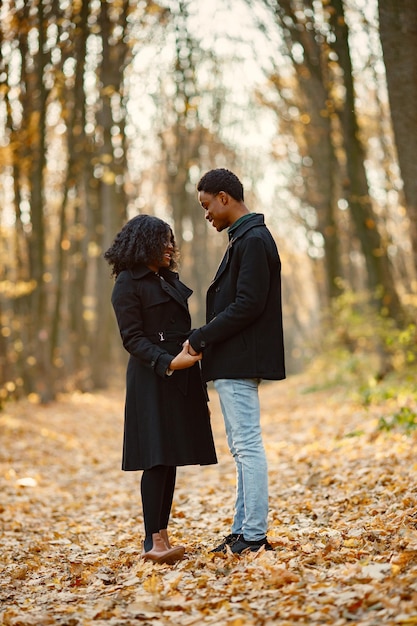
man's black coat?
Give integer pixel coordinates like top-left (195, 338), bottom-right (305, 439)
top-left (189, 213), bottom-right (285, 382)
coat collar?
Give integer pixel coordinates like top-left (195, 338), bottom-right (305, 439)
top-left (129, 264), bottom-right (179, 283)
top-left (228, 213), bottom-right (265, 242)
top-left (128, 264), bottom-right (191, 308)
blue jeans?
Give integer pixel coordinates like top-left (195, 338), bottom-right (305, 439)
top-left (214, 378), bottom-right (268, 541)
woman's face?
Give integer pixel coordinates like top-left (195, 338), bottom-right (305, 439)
top-left (160, 231), bottom-right (175, 268)
top-left (148, 229), bottom-right (175, 272)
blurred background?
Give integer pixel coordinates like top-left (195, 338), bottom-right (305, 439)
top-left (0, 0), bottom-right (416, 404)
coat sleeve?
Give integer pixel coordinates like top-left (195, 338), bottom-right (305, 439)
top-left (111, 273), bottom-right (173, 378)
top-left (189, 236), bottom-right (271, 351)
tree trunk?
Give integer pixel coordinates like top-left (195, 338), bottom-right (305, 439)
top-left (50, 0), bottom-right (90, 371)
top-left (329, 0), bottom-right (402, 319)
top-left (289, 0), bottom-right (342, 299)
top-left (378, 0), bottom-right (417, 276)
top-left (260, 0), bottom-right (343, 301)
top-left (25, 0), bottom-right (54, 400)
top-left (90, 1), bottom-right (130, 388)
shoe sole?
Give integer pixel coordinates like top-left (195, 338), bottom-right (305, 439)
top-left (231, 544), bottom-right (273, 555)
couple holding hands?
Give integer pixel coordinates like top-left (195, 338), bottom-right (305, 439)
top-left (104, 168), bottom-right (285, 564)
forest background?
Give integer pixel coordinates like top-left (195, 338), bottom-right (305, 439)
top-left (0, 0), bottom-right (416, 406)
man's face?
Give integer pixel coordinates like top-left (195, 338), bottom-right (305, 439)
top-left (198, 190), bottom-right (231, 232)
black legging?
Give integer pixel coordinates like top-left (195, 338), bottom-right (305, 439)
top-left (141, 465), bottom-right (177, 551)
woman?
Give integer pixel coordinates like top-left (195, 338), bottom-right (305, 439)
top-left (104, 215), bottom-right (217, 564)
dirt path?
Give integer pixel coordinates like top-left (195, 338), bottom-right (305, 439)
top-left (1, 374), bottom-right (417, 625)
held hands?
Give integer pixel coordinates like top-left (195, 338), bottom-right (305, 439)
top-left (169, 340), bottom-right (202, 371)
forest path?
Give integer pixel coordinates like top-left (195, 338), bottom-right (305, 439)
top-left (1, 374), bottom-right (417, 625)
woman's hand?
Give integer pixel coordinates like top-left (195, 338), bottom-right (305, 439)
top-left (169, 340), bottom-right (202, 371)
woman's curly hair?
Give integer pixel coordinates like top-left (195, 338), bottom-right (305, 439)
top-left (104, 214), bottom-right (178, 277)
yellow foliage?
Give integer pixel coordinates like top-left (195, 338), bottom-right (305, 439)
top-left (0, 279), bottom-right (37, 298)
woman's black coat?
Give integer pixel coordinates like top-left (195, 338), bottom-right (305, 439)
top-left (111, 264), bottom-right (217, 471)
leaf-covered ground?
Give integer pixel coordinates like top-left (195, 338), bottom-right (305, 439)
top-left (1, 373), bottom-right (417, 625)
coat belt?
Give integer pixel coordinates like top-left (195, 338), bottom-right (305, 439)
top-left (147, 331), bottom-right (189, 343)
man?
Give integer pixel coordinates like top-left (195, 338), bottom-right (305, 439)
top-left (188, 168), bottom-right (285, 554)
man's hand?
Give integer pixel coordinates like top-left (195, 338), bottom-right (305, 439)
top-left (169, 341), bottom-right (201, 371)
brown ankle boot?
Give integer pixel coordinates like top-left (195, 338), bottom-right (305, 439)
top-left (159, 529), bottom-right (186, 555)
top-left (141, 532), bottom-right (184, 565)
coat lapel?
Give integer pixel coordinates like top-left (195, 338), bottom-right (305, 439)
top-left (210, 214), bottom-right (265, 286)
top-left (160, 277), bottom-right (192, 310)
top-left (210, 237), bottom-right (236, 286)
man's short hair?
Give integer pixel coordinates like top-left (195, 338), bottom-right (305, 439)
top-left (197, 168), bottom-right (244, 202)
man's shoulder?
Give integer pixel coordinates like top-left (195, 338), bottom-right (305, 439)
top-left (235, 215), bottom-right (275, 241)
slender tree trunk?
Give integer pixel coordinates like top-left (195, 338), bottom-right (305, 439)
top-left (90, 1), bottom-right (129, 388)
top-left (50, 0), bottom-right (90, 371)
top-left (7, 3), bottom-right (34, 395)
top-left (329, 0), bottom-right (402, 319)
top-left (291, 0), bottom-right (342, 299)
top-left (25, 0), bottom-right (54, 400)
top-left (161, 1), bottom-right (211, 321)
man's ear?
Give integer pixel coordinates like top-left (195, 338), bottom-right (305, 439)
top-left (218, 191), bottom-right (228, 205)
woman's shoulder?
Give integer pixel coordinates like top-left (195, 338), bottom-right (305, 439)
top-left (115, 265), bottom-right (154, 283)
